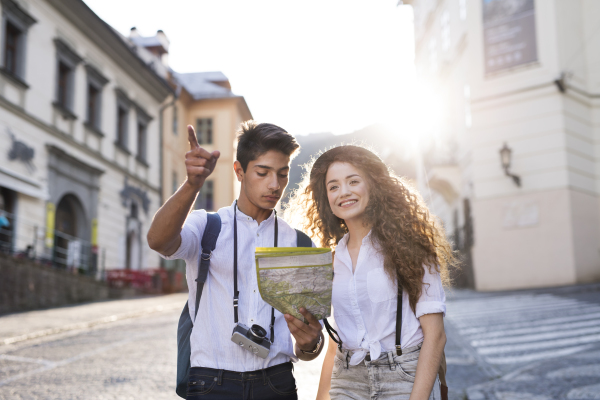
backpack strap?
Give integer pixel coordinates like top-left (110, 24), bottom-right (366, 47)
top-left (295, 229), bottom-right (312, 247)
top-left (194, 212), bottom-right (222, 320)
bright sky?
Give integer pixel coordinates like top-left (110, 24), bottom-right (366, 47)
top-left (83, 0), bottom-right (417, 137)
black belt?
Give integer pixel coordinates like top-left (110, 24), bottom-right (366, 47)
top-left (190, 361), bottom-right (293, 382)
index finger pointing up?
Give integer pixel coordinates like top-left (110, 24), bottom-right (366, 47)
top-left (187, 125), bottom-right (199, 150)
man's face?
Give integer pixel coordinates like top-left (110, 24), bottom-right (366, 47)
top-left (236, 150), bottom-right (291, 210)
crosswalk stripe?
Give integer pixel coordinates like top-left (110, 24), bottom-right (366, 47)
top-left (448, 301), bottom-right (594, 321)
top-left (448, 298), bottom-right (581, 318)
top-left (477, 333), bottom-right (600, 355)
top-left (457, 311), bottom-right (600, 336)
top-left (449, 305), bottom-right (600, 328)
top-left (464, 318), bottom-right (600, 340)
top-left (447, 294), bottom-right (563, 310)
top-left (471, 325), bottom-right (600, 347)
top-left (485, 345), bottom-right (593, 365)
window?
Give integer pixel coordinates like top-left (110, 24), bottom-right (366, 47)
top-left (117, 105), bottom-right (128, 148)
top-left (429, 39), bottom-right (438, 73)
top-left (135, 105), bottom-right (151, 164)
top-left (115, 89), bottom-right (131, 150)
top-left (195, 180), bottom-right (214, 211)
top-left (196, 118), bottom-right (213, 144)
top-left (459, 0), bottom-right (467, 21)
top-left (137, 120), bottom-right (147, 162)
top-left (172, 106), bottom-right (178, 135)
top-left (56, 61), bottom-right (72, 109)
top-left (172, 171), bottom-right (178, 194)
top-left (464, 85), bottom-right (472, 128)
top-left (54, 38), bottom-right (82, 115)
top-left (3, 21), bottom-right (20, 75)
top-left (441, 10), bottom-right (450, 52)
top-left (84, 64), bottom-right (108, 133)
top-left (1, 0), bottom-right (36, 83)
top-left (87, 84), bottom-right (99, 127)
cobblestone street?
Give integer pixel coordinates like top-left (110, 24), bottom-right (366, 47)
top-left (0, 294), bottom-right (325, 400)
top-left (1, 284), bottom-right (599, 400)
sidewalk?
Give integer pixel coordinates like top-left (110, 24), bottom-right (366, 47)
top-left (0, 293), bottom-right (188, 346)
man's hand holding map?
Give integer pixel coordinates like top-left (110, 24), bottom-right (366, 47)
top-left (255, 247), bottom-right (333, 323)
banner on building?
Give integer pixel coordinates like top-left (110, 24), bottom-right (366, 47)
top-left (482, 0), bottom-right (538, 75)
top-left (45, 202), bottom-right (55, 248)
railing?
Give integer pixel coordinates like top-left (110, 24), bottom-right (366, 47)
top-left (0, 208), bottom-right (100, 278)
top-left (0, 208), bottom-right (185, 292)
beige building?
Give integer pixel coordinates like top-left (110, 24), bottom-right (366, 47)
top-left (405, 0), bottom-right (600, 290)
top-left (163, 71), bottom-right (252, 211)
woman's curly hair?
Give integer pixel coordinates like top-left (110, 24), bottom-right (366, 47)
top-left (285, 145), bottom-right (456, 313)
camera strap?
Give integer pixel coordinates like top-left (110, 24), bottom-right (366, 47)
top-left (233, 200), bottom-right (277, 344)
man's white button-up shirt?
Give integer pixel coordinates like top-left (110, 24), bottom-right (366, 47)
top-left (332, 231), bottom-right (446, 366)
top-left (161, 201), bottom-right (306, 372)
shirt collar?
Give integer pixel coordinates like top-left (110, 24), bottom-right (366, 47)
top-left (229, 200), bottom-right (276, 224)
top-left (338, 229), bottom-right (372, 249)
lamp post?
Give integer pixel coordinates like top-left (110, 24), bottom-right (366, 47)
top-left (499, 142), bottom-right (521, 187)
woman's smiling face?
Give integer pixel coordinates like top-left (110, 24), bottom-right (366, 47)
top-left (325, 162), bottom-right (370, 223)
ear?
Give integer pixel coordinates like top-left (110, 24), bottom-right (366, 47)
top-left (233, 160), bottom-right (244, 182)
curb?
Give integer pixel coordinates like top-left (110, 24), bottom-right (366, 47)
top-left (1, 301), bottom-right (183, 346)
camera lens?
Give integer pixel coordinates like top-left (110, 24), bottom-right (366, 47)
top-left (249, 324), bottom-right (267, 343)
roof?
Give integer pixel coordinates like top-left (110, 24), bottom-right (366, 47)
top-left (173, 71), bottom-right (238, 100)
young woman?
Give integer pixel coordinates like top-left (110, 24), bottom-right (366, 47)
top-left (286, 145), bottom-right (454, 400)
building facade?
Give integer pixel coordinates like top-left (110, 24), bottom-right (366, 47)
top-left (406, 0), bottom-right (600, 290)
top-left (0, 0), bottom-right (171, 273)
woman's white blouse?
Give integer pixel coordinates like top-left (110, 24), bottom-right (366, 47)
top-left (332, 231), bottom-right (446, 366)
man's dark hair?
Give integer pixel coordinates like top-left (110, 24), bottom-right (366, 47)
top-left (236, 120), bottom-right (300, 171)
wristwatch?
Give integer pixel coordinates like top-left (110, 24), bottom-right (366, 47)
top-left (300, 333), bottom-right (323, 355)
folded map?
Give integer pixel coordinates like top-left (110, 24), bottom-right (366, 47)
top-left (255, 247), bottom-right (333, 323)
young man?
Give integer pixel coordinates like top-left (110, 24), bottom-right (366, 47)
top-left (148, 121), bottom-right (324, 399)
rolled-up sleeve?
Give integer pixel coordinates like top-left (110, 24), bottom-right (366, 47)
top-left (415, 264), bottom-right (446, 319)
top-left (159, 210), bottom-right (207, 262)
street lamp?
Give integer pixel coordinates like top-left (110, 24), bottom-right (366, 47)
top-left (499, 142), bottom-right (521, 187)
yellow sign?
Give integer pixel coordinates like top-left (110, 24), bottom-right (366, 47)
top-left (91, 218), bottom-right (98, 247)
top-left (45, 202), bottom-right (55, 248)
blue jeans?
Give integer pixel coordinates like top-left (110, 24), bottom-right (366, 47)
top-left (187, 362), bottom-right (298, 400)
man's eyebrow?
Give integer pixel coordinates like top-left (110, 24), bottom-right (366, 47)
top-left (254, 164), bottom-right (273, 170)
top-left (326, 174), bottom-right (359, 187)
top-left (254, 165), bottom-right (290, 171)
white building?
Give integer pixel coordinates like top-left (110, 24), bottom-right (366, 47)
top-left (405, 0), bottom-right (600, 290)
top-left (0, 0), bottom-right (171, 273)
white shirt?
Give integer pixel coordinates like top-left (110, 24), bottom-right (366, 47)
top-left (161, 201), bottom-right (307, 371)
top-left (332, 231), bottom-right (446, 365)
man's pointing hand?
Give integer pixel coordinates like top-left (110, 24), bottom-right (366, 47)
top-left (186, 125), bottom-right (220, 191)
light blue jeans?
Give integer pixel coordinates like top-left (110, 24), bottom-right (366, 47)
top-left (329, 343), bottom-right (441, 400)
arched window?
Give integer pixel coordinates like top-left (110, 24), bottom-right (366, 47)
top-left (54, 194), bottom-right (85, 270)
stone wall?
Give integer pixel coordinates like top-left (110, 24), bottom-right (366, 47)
top-left (0, 256), bottom-right (128, 315)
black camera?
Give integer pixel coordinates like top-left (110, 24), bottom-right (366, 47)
top-left (231, 323), bottom-right (271, 359)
